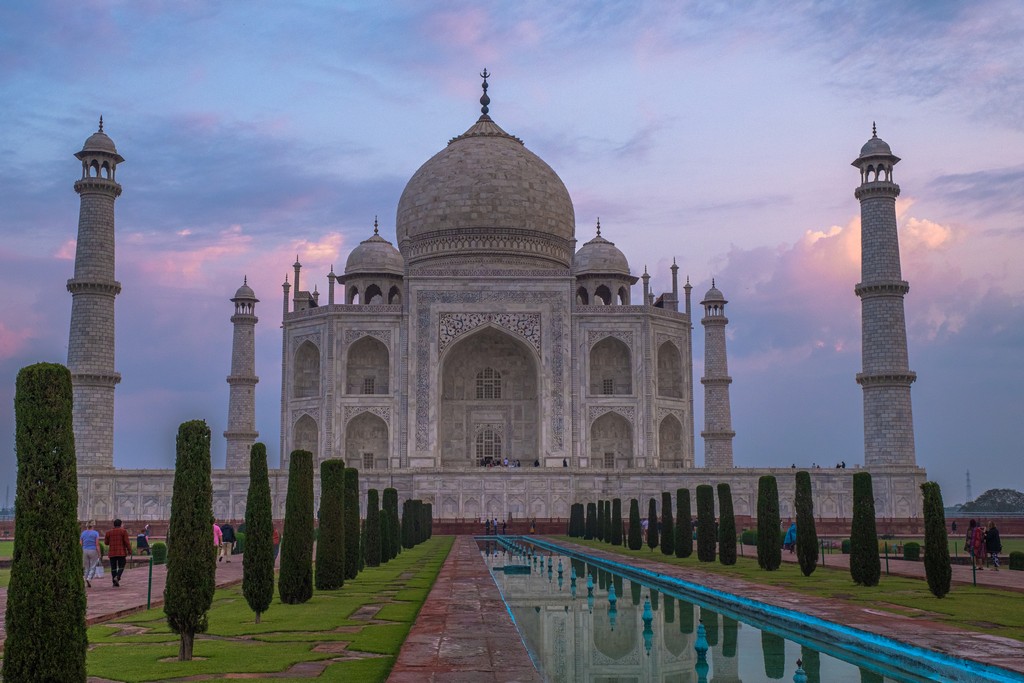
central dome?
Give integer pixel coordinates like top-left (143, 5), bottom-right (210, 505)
top-left (396, 114), bottom-right (576, 271)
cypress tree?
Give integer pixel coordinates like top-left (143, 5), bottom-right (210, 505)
top-left (358, 518), bottom-right (366, 571)
top-left (585, 502), bottom-right (597, 540)
top-left (365, 489), bottom-right (382, 567)
top-left (279, 450), bottom-right (314, 604)
top-left (627, 498), bottom-right (643, 550)
top-left (603, 500), bottom-right (612, 544)
top-left (794, 471), bottom-right (819, 577)
top-left (756, 475), bottom-right (782, 571)
top-left (383, 488), bottom-right (401, 560)
top-left (425, 502), bottom-right (433, 539)
top-left (401, 499), bottom-right (413, 548)
top-left (380, 508), bottom-right (392, 564)
top-left (243, 442), bottom-right (275, 622)
top-left (661, 492), bottom-right (675, 556)
top-left (343, 468), bottom-right (360, 578)
top-left (696, 484), bottom-right (716, 562)
top-left (850, 472), bottom-right (881, 586)
top-left (596, 500), bottom-right (605, 541)
top-left (164, 420), bottom-right (216, 660)
top-left (574, 503), bottom-right (585, 537)
top-left (315, 459), bottom-right (345, 590)
top-left (921, 482), bottom-right (951, 598)
top-left (3, 363), bottom-right (86, 681)
top-left (610, 498), bottom-right (623, 546)
top-left (676, 488), bottom-right (693, 558)
top-left (717, 483), bottom-right (737, 565)
top-left (647, 498), bottom-right (659, 550)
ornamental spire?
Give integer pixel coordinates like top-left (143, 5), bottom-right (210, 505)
top-left (98, 115), bottom-right (104, 132)
top-left (374, 215), bottom-right (379, 235)
top-left (596, 217), bottom-right (601, 237)
top-left (872, 121), bottom-right (877, 138)
top-left (480, 68), bottom-right (491, 117)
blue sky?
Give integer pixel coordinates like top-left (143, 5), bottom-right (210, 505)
top-left (1, 1), bottom-right (1022, 505)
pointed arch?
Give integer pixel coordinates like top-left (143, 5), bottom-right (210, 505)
top-left (347, 285), bottom-right (360, 304)
top-left (388, 285), bottom-right (402, 304)
top-left (475, 428), bottom-right (502, 466)
top-left (594, 284), bottom-right (612, 305)
top-left (576, 286), bottom-right (589, 305)
top-left (590, 411), bottom-right (633, 468)
top-left (346, 335), bottom-right (389, 394)
top-left (657, 340), bottom-right (683, 398)
top-left (345, 411), bottom-right (388, 470)
top-left (617, 286), bottom-right (629, 305)
top-left (293, 341), bottom-right (320, 398)
top-left (293, 413), bottom-right (319, 460)
top-left (364, 283), bottom-right (383, 304)
top-left (659, 414), bottom-right (684, 468)
top-left (590, 336), bottom-right (632, 395)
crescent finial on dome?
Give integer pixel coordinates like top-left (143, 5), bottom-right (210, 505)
top-left (479, 68), bottom-right (491, 117)
top-left (374, 215), bottom-right (379, 235)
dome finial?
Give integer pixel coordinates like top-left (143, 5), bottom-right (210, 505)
top-left (712, 277), bottom-right (716, 288)
top-left (596, 217), bottom-right (601, 237)
top-left (98, 115), bottom-right (104, 133)
top-left (243, 275), bottom-right (247, 286)
top-left (872, 121), bottom-right (877, 138)
top-left (374, 215), bottom-right (379, 235)
top-left (479, 68), bottom-right (491, 116)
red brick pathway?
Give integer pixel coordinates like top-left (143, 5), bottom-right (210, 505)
top-left (388, 536), bottom-right (541, 682)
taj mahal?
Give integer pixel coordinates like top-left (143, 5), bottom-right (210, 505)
top-left (68, 76), bottom-right (927, 522)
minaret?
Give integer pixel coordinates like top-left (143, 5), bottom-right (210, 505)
top-left (224, 278), bottom-right (260, 470)
top-left (853, 125), bottom-right (916, 466)
top-left (701, 280), bottom-right (735, 468)
top-left (67, 118), bottom-right (123, 469)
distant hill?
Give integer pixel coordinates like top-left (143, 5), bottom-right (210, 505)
top-left (960, 489), bottom-right (1024, 513)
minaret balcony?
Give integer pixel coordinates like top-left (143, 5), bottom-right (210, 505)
top-left (67, 278), bottom-right (122, 296)
top-left (73, 178), bottom-right (122, 196)
top-left (856, 371), bottom-right (917, 387)
top-left (854, 280), bottom-right (909, 298)
top-left (854, 182), bottom-right (900, 200)
top-left (70, 370), bottom-right (121, 387)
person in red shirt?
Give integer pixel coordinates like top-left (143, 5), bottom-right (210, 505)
top-left (104, 519), bottom-right (133, 587)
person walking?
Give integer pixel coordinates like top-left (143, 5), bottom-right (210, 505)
top-left (213, 521), bottom-right (224, 562)
top-left (985, 521), bottom-right (1003, 570)
top-left (783, 521), bottom-right (797, 554)
top-left (967, 519), bottom-right (986, 570)
top-left (80, 520), bottom-right (101, 588)
top-left (104, 519), bottom-right (132, 587)
top-left (221, 521), bottom-right (236, 562)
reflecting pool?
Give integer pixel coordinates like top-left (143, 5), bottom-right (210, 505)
top-left (479, 539), bottom-right (994, 683)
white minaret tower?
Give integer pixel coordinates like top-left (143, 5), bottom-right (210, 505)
top-left (701, 280), bottom-right (735, 468)
top-left (224, 278), bottom-right (260, 470)
top-left (853, 125), bottom-right (916, 466)
top-left (67, 118), bottom-right (123, 469)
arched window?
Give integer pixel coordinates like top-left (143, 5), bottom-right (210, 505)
top-left (476, 367), bottom-right (501, 399)
top-left (576, 286), bottom-right (589, 305)
top-left (594, 285), bottom-right (612, 305)
top-left (347, 286), bottom-right (360, 305)
top-left (365, 284), bottom-right (383, 304)
top-left (475, 429), bottom-right (502, 466)
top-left (388, 285), bottom-right (402, 304)
top-left (293, 341), bottom-right (320, 398)
top-left (657, 341), bottom-right (683, 398)
top-left (617, 286), bottom-right (629, 305)
top-left (346, 336), bottom-right (389, 394)
top-left (589, 336), bottom-right (632, 395)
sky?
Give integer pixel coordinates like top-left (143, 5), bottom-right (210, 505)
top-left (1, 0), bottom-right (1022, 506)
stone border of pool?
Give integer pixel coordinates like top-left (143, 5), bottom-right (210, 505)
top-left (524, 537), bottom-right (1024, 682)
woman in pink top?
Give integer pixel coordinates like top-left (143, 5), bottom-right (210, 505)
top-left (213, 522), bottom-right (223, 556)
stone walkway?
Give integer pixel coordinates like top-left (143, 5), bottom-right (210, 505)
top-left (388, 536), bottom-right (541, 682)
top-left (0, 555), bottom-right (245, 646)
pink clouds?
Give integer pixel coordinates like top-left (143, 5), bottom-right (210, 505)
top-left (55, 239), bottom-right (76, 260)
top-left (0, 321), bottom-right (36, 361)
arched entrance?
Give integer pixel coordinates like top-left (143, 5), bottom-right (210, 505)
top-left (439, 326), bottom-right (539, 467)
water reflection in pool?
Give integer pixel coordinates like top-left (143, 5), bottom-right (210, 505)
top-left (480, 540), bottom-right (900, 682)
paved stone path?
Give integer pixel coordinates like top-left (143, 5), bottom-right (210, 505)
top-left (388, 536), bottom-right (541, 682)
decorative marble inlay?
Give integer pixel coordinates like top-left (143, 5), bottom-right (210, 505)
top-left (344, 329), bottom-right (392, 346)
top-left (656, 406), bottom-right (684, 425)
top-left (587, 405), bottom-right (636, 424)
top-left (415, 290), bottom-right (565, 450)
top-left (439, 312), bottom-right (541, 354)
top-left (291, 407), bottom-right (320, 424)
top-left (290, 331), bottom-right (321, 353)
top-left (587, 329), bottom-right (634, 349)
top-left (343, 405), bottom-right (391, 425)
top-left (473, 422), bottom-right (505, 436)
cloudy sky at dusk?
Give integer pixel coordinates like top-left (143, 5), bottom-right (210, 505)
top-left (1, 1), bottom-right (1022, 505)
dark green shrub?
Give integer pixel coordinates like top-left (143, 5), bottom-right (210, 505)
top-left (596, 500), bottom-right (605, 541)
top-left (401, 499), bottom-right (413, 549)
top-left (741, 529), bottom-right (757, 546)
top-left (380, 508), bottom-right (392, 564)
top-left (383, 488), bottom-right (400, 560)
top-left (850, 471), bottom-right (880, 587)
top-left (568, 503), bottom-right (582, 536)
top-left (165, 420), bottom-right (216, 660)
top-left (3, 363), bottom-right (86, 681)
top-left (696, 485), bottom-right (716, 562)
top-left (315, 459), bottom-right (346, 590)
top-left (358, 518), bottom-right (366, 571)
top-left (762, 631), bottom-right (786, 679)
top-left (676, 488), bottom-right (692, 558)
top-left (903, 541), bottom-right (921, 561)
top-left (425, 502), bottom-right (433, 539)
top-left (279, 450), bottom-right (315, 604)
top-left (795, 471), bottom-right (819, 577)
top-left (627, 499), bottom-right (643, 550)
top-left (603, 500), bottom-right (612, 545)
top-left (365, 489), bottom-right (382, 567)
top-left (921, 482), bottom-right (951, 597)
top-left (243, 443), bottom-right (274, 622)
top-left (841, 538), bottom-right (851, 554)
top-left (1009, 552), bottom-right (1024, 570)
top-left (585, 502), bottom-right (597, 540)
top-left (233, 532), bottom-right (246, 554)
top-left (717, 483), bottom-right (736, 566)
top-left (661, 492), bottom-right (675, 556)
top-left (344, 468), bottom-right (360, 576)
top-left (151, 542), bottom-right (168, 565)
top-left (756, 475), bottom-right (781, 571)
top-left (647, 498), bottom-right (660, 550)
top-left (611, 498), bottom-right (623, 546)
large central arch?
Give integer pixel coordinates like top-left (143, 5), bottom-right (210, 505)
top-left (439, 326), bottom-right (540, 467)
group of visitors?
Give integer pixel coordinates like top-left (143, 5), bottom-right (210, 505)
top-left (965, 519), bottom-right (1002, 570)
top-left (483, 517), bottom-right (506, 535)
top-left (79, 518), bottom-right (133, 588)
top-left (480, 458), bottom-right (542, 468)
top-left (213, 520), bottom-right (237, 562)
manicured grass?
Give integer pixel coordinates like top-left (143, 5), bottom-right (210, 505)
top-left (0, 540), bottom-right (12, 558)
top-left (85, 536), bottom-right (453, 682)
top-left (0, 568), bottom-right (9, 588)
top-left (556, 536), bottom-right (1024, 642)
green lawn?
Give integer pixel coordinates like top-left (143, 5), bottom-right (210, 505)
top-left (556, 536), bottom-right (1024, 643)
top-left (0, 540), bottom-right (12, 558)
top-left (82, 536), bottom-right (453, 682)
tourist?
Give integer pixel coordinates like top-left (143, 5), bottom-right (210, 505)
top-left (986, 521), bottom-right (1002, 571)
top-left (563, 458), bottom-right (568, 467)
top-left (272, 527), bottom-right (281, 560)
top-left (951, 520), bottom-right (957, 533)
top-left (136, 529), bottom-right (151, 555)
top-left (104, 519), bottom-right (132, 588)
top-left (213, 521), bottom-right (224, 562)
top-left (967, 519), bottom-right (985, 570)
top-left (641, 517), bottom-right (649, 543)
top-left (783, 521), bottom-right (797, 554)
top-left (502, 521), bottom-right (507, 535)
top-left (485, 518), bottom-right (491, 535)
top-left (80, 520), bottom-right (101, 588)
top-left (221, 521), bottom-right (236, 562)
